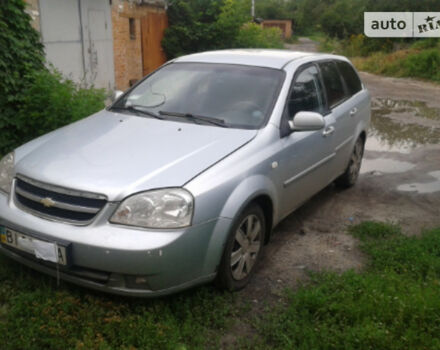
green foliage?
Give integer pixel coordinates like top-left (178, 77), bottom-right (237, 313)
top-left (161, 0), bottom-right (226, 58)
top-left (19, 69), bottom-right (105, 136)
top-left (162, 0), bottom-right (283, 58)
top-left (162, 0), bottom-right (251, 58)
top-left (353, 47), bottom-right (440, 84)
top-left (0, 0), bottom-right (44, 96)
top-left (234, 23), bottom-right (283, 49)
top-left (411, 38), bottom-right (440, 50)
top-left (250, 223), bottom-right (440, 349)
top-left (1, 69), bottom-right (106, 156)
top-left (254, 0), bottom-right (294, 20)
top-left (342, 34), bottom-right (394, 57)
top-left (319, 0), bottom-right (366, 39)
top-left (291, 0), bottom-right (440, 37)
top-left (0, 0), bottom-right (45, 154)
top-left (403, 49), bottom-right (440, 82)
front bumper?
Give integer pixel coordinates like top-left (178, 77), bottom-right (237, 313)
top-left (0, 193), bottom-right (232, 296)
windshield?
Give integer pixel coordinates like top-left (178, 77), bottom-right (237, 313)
top-left (112, 63), bottom-right (285, 129)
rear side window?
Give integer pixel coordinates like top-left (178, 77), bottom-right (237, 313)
top-left (319, 61), bottom-right (346, 108)
top-left (336, 60), bottom-right (362, 96)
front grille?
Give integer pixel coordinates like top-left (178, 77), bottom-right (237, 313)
top-left (14, 176), bottom-right (107, 224)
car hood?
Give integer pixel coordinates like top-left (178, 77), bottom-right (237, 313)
top-left (15, 110), bottom-right (257, 201)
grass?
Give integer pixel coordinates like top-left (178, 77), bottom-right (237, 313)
top-left (0, 259), bottom-right (236, 349)
top-left (2, 222), bottom-right (440, 349)
top-left (245, 222), bottom-right (440, 349)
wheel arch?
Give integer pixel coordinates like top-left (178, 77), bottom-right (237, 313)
top-left (219, 175), bottom-right (278, 244)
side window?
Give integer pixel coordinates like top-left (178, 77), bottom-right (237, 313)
top-left (319, 61), bottom-right (346, 108)
top-left (336, 60), bottom-right (362, 96)
top-left (288, 65), bottom-right (325, 119)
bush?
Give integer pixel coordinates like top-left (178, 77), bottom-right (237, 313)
top-left (234, 23), bottom-right (284, 49)
top-left (403, 49), bottom-right (440, 82)
top-left (2, 69), bottom-right (106, 155)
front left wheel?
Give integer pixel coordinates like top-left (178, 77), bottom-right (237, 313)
top-left (216, 204), bottom-right (266, 291)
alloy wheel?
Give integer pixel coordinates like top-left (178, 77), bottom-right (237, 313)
top-left (230, 214), bottom-right (262, 281)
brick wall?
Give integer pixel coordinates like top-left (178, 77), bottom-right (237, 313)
top-left (111, 0), bottom-right (166, 91)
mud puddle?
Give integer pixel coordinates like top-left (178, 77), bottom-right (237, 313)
top-left (398, 171), bottom-right (440, 194)
top-left (367, 97), bottom-right (440, 154)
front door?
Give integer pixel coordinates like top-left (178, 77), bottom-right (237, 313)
top-left (278, 64), bottom-right (336, 217)
top-left (141, 12), bottom-right (168, 77)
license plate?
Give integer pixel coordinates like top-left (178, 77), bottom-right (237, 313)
top-left (0, 227), bottom-right (68, 266)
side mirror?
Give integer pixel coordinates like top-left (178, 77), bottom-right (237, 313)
top-left (289, 111), bottom-right (325, 132)
top-left (112, 90), bottom-right (124, 101)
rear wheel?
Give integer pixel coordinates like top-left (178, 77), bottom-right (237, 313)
top-left (335, 137), bottom-right (365, 188)
top-left (216, 204), bottom-right (265, 291)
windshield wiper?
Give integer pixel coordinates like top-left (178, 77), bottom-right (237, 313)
top-left (159, 110), bottom-right (228, 127)
top-left (111, 105), bottom-right (164, 120)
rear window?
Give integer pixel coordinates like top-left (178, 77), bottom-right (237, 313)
top-left (319, 61), bottom-right (346, 108)
top-left (336, 60), bottom-right (362, 96)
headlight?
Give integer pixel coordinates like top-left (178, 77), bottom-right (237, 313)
top-left (0, 152), bottom-right (15, 194)
top-left (110, 188), bottom-right (194, 229)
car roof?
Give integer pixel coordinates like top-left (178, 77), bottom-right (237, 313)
top-left (174, 49), bottom-right (346, 70)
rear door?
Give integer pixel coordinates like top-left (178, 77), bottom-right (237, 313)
top-left (333, 60), bottom-right (367, 173)
top-left (317, 60), bottom-right (353, 178)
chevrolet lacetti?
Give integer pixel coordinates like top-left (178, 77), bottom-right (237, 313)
top-left (0, 50), bottom-right (370, 296)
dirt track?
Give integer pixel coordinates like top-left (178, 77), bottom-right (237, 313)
top-left (242, 39), bottom-right (440, 305)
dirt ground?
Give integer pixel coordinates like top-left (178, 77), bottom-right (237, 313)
top-left (225, 40), bottom-right (440, 342)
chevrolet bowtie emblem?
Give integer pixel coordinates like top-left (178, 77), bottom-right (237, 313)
top-left (40, 197), bottom-right (55, 208)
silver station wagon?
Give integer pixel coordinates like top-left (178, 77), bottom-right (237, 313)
top-left (0, 50), bottom-right (370, 296)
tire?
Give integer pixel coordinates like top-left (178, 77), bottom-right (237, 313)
top-left (216, 204), bottom-right (266, 291)
top-left (335, 136), bottom-right (365, 188)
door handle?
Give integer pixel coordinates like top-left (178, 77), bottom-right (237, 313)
top-left (322, 126), bottom-right (335, 137)
top-left (350, 107), bottom-right (358, 117)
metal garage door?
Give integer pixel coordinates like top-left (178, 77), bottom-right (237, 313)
top-left (39, 0), bottom-right (115, 90)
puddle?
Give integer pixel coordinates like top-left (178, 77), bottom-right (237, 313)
top-left (365, 134), bottom-right (413, 154)
top-left (397, 171), bottom-right (440, 194)
top-left (372, 98), bottom-right (440, 121)
top-left (361, 158), bottom-right (416, 174)
top-left (367, 98), bottom-right (440, 153)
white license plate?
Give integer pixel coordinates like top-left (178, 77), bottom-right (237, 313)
top-left (0, 227), bottom-right (68, 266)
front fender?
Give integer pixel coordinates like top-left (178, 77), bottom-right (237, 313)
top-left (219, 174), bottom-right (278, 224)
top-left (200, 175), bottom-right (278, 275)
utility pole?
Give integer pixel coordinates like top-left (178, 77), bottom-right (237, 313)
top-left (251, 0), bottom-right (255, 18)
